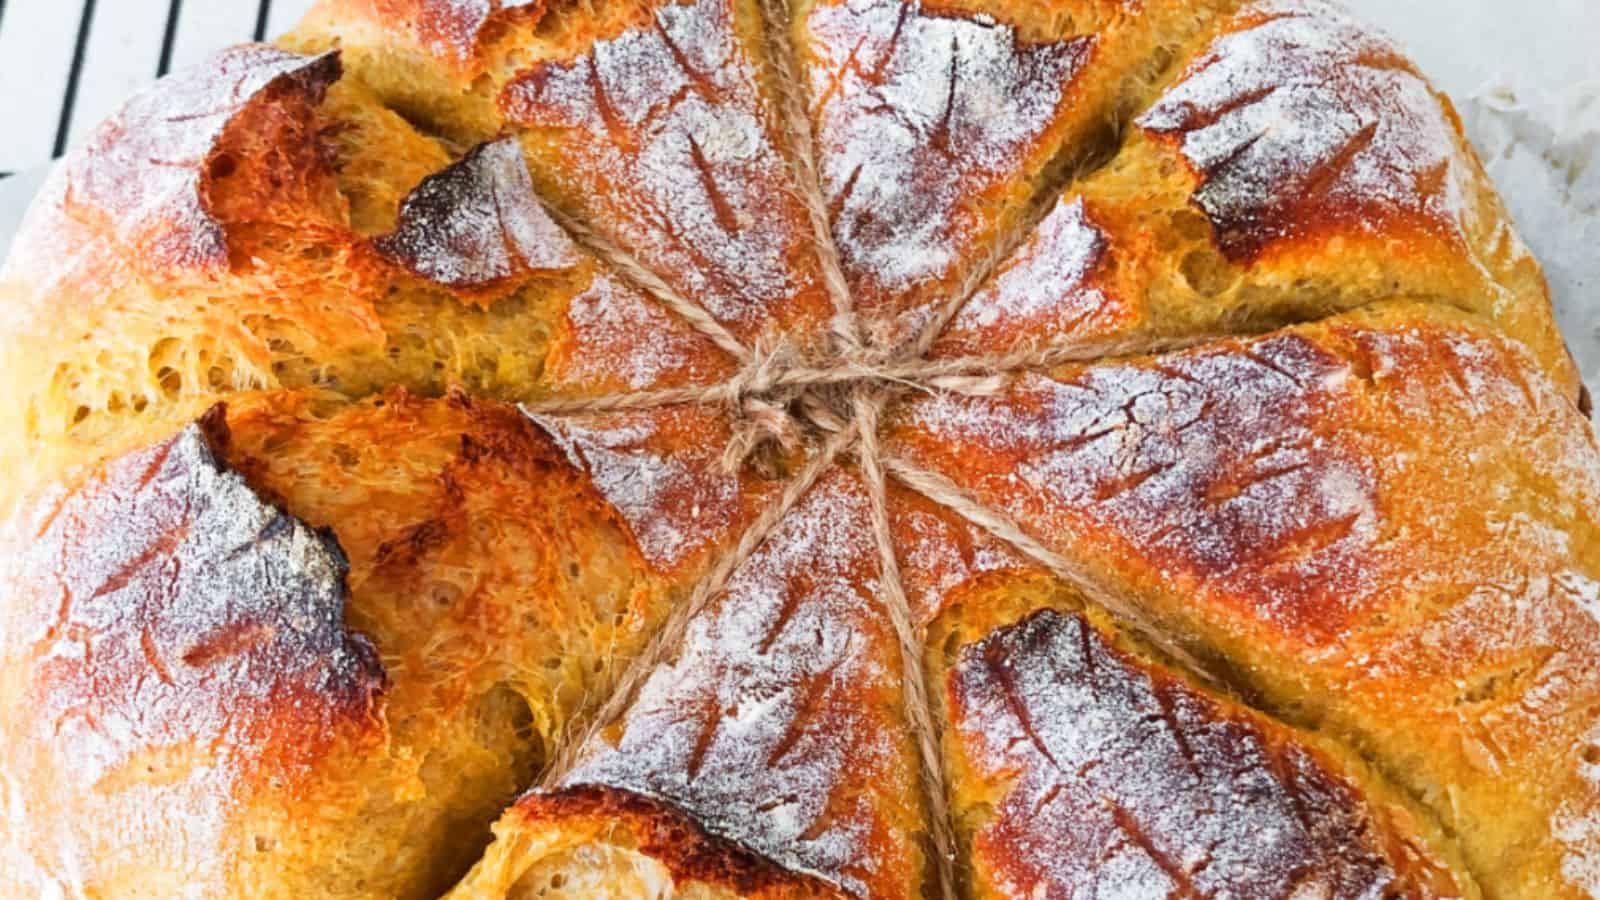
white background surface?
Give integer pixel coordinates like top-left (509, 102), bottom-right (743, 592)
top-left (1345, 0), bottom-right (1600, 395)
top-left (0, 0), bottom-right (1596, 394)
top-left (0, 0), bottom-right (318, 173)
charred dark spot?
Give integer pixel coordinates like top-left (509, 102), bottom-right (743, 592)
top-left (515, 787), bottom-right (841, 896)
top-left (373, 139), bottom-right (581, 294)
top-left (208, 153), bottom-right (239, 181)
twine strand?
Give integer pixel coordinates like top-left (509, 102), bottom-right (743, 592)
top-left (853, 391), bottom-right (959, 900)
top-left (542, 203), bottom-right (753, 364)
top-left (758, 0), bottom-right (862, 357)
top-left (879, 454), bottom-right (1222, 688)
top-left (540, 418), bottom-right (861, 786)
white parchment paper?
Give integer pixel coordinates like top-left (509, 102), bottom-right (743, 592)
top-left (1, 2), bottom-right (1596, 391)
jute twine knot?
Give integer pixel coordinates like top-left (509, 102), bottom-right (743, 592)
top-left (717, 337), bottom-right (888, 472)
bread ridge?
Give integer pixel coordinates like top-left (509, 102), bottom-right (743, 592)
top-left (917, 563), bottom-right (1480, 898)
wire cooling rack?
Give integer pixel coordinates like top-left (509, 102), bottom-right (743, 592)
top-left (0, 0), bottom-right (317, 175)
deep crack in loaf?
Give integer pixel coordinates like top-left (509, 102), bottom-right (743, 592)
top-left (0, 0), bottom-right (1598, 898)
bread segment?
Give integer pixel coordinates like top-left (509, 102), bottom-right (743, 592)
top-left (452, 468), bottom-right (930, 898)
top-left (0, 416), bottom-right (385, 897)
top-left (795, 0), bottom-right (1239, 347)
top-left (0, 388), bottom-right (775, 897)
top-left (0, 46), bottom-right (385, 491)
top-left (333, 0), bottom-right (549, 77)
top-left (366, 137), bottom-right (739, 397)
top-left (526, 405), bottom-right (776, 572)
top-left (941, 605), bottom-right (1467, 898)
top-left (887, 493), bottom-right (1471, 898)
top-left (888, 304), bottom-right (1600, 897)
top-left (494, 0), bottom-right (833, 346)
top-left (796, 0), bottom-right (1093, 343)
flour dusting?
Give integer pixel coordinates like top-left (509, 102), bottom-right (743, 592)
top-left (949, 609), bottom-right (1432, 897)
top-left (376, 138), bottom-right (582, 289)
top-left (528, 406), bottom-right (748, 571)
top-left (1138, 0), bottom-right (1474, 259)
top-left (562, 469), bottom-right (919, 898)
top-left (806, 0), bottom-right (1091, 319)
top-left (501, 0), bottom-right (821, 339)
top-left (934, 196), bottom-right (1123, 358)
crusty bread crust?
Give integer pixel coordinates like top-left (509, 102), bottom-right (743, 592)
top-left (0, 387), bottom-right (768, 897)
top-left (452, 786), bottom-right (843, 898)
top-left (888, 303), bottom-right (1600, 897)
top-left (1, 0), bottom-right (1596, 897)
top-left (937, 600), bottom-right (1472, 898)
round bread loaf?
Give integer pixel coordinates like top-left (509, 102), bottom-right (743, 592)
top-left (0, 0), bottom-right (1596, 897)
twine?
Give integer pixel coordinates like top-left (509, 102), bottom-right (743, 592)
top-left (853, 390), bottom-right (958, 899)
top-left (517, 9), bottom-right (1228, 896)
top-left (522, 194), bottom-right (1236, 900)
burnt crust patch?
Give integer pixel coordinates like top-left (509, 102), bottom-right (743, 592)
top-left (2, 413), bottom-right (386, 788)
top-left (513, 785), bottom-right (845, 897)
top-left (374, 138), bottom-right (582, 297)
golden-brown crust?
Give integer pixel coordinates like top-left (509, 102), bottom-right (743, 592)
top-left (0, 37), bottom-right (743, 498)
top-left (799, 0), bottom-right (1095, 337)
top-left (798, 0), bottom-right (1242, 345)
top-left (898, 327), bottom-right (1384, 642)
top-left (7, 412), bottom-right (387, 755)
top-left (1136, 3), bottom-right (1447, 264)
top-left (6, 47), bottom-right (342, 288)
top-left (889, 303), bottom-right (1600, 897)
top-left (0, 44), bottom-right (389, 494)
top-left (929, 194), bottom-right (1130, 359)
top-left (944, 607), bottom-right (1465, 898)
top-left (366, 133), bottom-right (742, 395)
top-left (0, 408), bottom-right (387, 895)
top-left (0, 46), bottom-right (374, 355)
top-left (929, 0), bottom-right (1580, 408)
top-left (1031, 0), bottom-right (1582, 400)
top-left (887, 479), bottom-right (1034, 627)
top-left (0, 388), bottom-right (745, 897)
top-left (539, 269), bottom-right (741, 394)
top-left (307, 0), bottom-right (547, 77)
top-left (509, 786), bottom-right (844, 897)
top-left (524, 403), bottom-right (774, 573)
top-left (548, 468), bottom-right (928, 899)
top-left (895, 303), bottom-right (1600, 648)
top-left (497, 0), bottom-right (834, 345)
